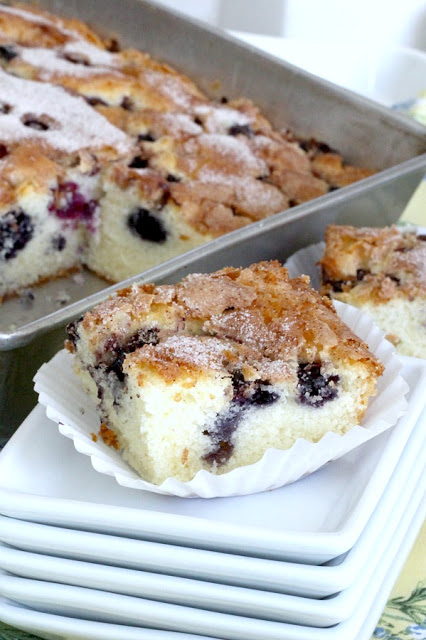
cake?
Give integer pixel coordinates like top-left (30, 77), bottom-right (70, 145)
top-left (319, 225), bottom-right (426, 358)
top-left (0, 67), bottom-right (131, 298)
top-left (0, 4), bottom-right (376, 300)
top-left (66, 261), bottom-right (383, 484)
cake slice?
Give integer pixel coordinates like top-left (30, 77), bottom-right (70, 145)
top-left (0, 67), bottom-right (131, 299)
top-left (66, 261), bottom-right (383, 484)
top-left (319, 225), bottom-right (426, 357)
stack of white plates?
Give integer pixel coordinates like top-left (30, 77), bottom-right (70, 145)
top-left (0, 353), bottom-right (424, 639)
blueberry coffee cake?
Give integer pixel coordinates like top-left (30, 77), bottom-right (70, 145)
top-left (66, 261), bottom-right (383, 484)
top-left (0, 4), bottom-right (375, 300)
top-left (320, 225), bottom-right (426, 358)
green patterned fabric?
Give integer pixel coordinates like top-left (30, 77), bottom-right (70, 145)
top-left (373, 582), bottom-right (426, 640)
top-left (0, 627), bottom-right (41, 639)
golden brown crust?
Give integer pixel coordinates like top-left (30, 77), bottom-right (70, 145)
top-left (311, 153), bottom-right (376, 187)
top-left (99, 422), bottom-right (120, 449)
top-left (80, 261), bottom-right (383, 383)
top-left (320, 225), bottom-right (426, 303)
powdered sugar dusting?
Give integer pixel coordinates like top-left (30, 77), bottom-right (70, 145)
top-left (19, 45), bottom-right (119, 78)
top-left (143, 70), bottom-right (195, 109)
top-left (0, 68), bottom-right (131, 153)
top-left (193, 105), bottom-right (250, 133)
top-left (208, 308), bottom-right (274, 352)
top-left (255, 357), bottom-right (292, 382)
top-left (154, 335), bottom-right (230, 371)
top-left (405, 243), bottom-right (426, 281)
top-left (0, 5), bottom-right (55, 28)
top-left (193, 134), bottom-right (266, 175)
top-left (177, 273), bottom-right (257, 316)
top-left (159, 113), bottom-right (202, 136)
top-left (198, 172), bottom-right (287, 213)
top-left (63, 40), bottom-right (117, 67)
top-left (0, 4), bottom-right (92, 44)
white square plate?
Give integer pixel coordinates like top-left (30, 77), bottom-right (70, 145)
top-left (0, 486), bottom-right (423, 640)
top-left (0, 358), bottom-right (424, 566)
top-left (0, 407), bottom-right (423, 627)
top-left (0, 360), bottom-right (423, 601)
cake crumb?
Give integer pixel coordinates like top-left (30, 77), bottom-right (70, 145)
top-left (72, 273), bottom-right (85, 285)
top-left (100, 422), bottom-right (120, 449)
top-left (90, 431), bottom-right (98, 442)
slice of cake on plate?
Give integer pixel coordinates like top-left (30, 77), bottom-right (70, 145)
top-left (66, 260), bottom-right (383, 484)
top-left (319, 225), bottom-right (426, 357)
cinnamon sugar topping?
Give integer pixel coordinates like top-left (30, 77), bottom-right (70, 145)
top-left (84, 261), bottom-right (383, 383)
top-left (0, 68), bottom-right (130, 153)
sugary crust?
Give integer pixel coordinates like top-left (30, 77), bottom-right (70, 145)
top-left (311, 153), bottom-right (376, 187)
top-left (80, 261), bottom-right (383, 382)
top-left (0, 4), bottom-right (105, 48)
top-left (320, 225), bottom-right (426, 303)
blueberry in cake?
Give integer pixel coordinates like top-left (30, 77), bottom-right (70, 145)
top-left (320, 225), bottom-right (426, 358)
top-left (0, 4), bottom-right (377, 299)
top-left (66, 261), bottom-right (383, 484)
top-left (0, 66), bottom-right (130, 299)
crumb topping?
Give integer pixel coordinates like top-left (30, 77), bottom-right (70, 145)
top-left (320, 225), bottom-right (426, 301)
top-left (78, 261), bottom-right (383, 382)
top-left (99, 422), bottom-right (120, 449)
top-left (0, 67), bottom-right (131, 153)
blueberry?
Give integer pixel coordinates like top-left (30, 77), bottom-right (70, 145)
top-left (297, 362), bottom-right (339, 407)
top-left (52, 235), bottom-right (66, 251)
top-left (0, 144), bottom-right (8, 158)
top-left (330, 280), bottom-right (345, 292)
top-left (300, 139), bottom-right (336, 154)
top-left (62, 52), bottom-right (90, 66)
top-left (22, 117), bottom-right (49, 131)
top-left (49, 182), bottom-right (98, 223)
top-left (0, 210), bottom-right (34, 261)
top-left (127, 208), bottom-right (168, 244)
top-left (386, 274), bottom-right (400, 285)
top-left (106, 38), bottom-right (121, 53)
top-left (104, 328), bottom-right (160, 381)
top-left (166, 174), bottom-right (181, 183)
top-left (0, 103), bottom-right (11, 114)
top-left (228, 124), bottom-right (253, 137)
top-left (85, 96), bottom-right (108, 107)
top-left (137, 132), bottom-right (156, 142)
top-left (128, 155), bottom-right (148, 169)
top-left (120, 96), bottom-right (133, 111)
top-left (251, 387), bottom-right (279, 406)
top-left (356, 269), bottom-right (368, 281)
top-left (203, 372), bottom-right (279, 465)
top-left (0, 45), bottom-right (17, 62)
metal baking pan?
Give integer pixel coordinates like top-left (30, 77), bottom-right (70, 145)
top-left (0, 0), bottom-right (425, 439)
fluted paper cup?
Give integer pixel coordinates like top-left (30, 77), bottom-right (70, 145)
top-left (34, 302), bottom-right (408, 498)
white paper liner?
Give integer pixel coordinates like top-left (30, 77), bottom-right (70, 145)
top-left (34, 303), bottom-right (408, 498)
top-left (285, 242), bottom-right (324, 287)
